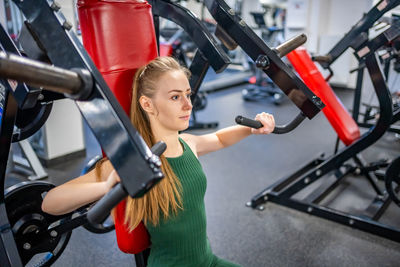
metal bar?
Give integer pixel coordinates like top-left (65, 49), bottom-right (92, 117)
top-left (267, 193), bottom-right (400, 243)
top-left (204, 0), bottom-right (324, 119)
top-left (363, 195), bottom-right (391, 220)
top-left (189, 50), bottom-right (210, 97)
top-left (13, 0), bottom-right (161, 198)
top-left (0, 83), bottom-right (22, 266)
top-left (149, 0), bottom-right (230, 73)
top-left (274, 34), bottom-right (307, 58)
top-left (0, 204), bottom-right (22, 267)
top-left (358, 122), bottom-right (400, 134)
top-left (0, 24), bottom-right (42, 109)
top-left (248, 156), bottom-right (324, 208)
top-left (302, 168), bottom-right (350, 204)
top-left (353, 154), bottom-right (383, 196)
top-left (352, 64), bottom-right (364, 121)
top-left (0, 51), bottom-right (82, 96)
top-left (322, 0), bottom-right (400, 68)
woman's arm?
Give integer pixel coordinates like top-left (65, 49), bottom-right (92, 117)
top-left (41, 160), bottom-right (120, 215)
top-left (182, 112), bottom-right (275, 156)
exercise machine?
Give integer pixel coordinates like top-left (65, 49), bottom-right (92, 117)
top-left (247, 20), bottom-right (400, 242)
top-left (312, 0), bottom-right (400, 134)
top-left (0, 1), bottom-right (166, 266)
top-left (0, 0), bottom-right (325, 266)
top-left (242, 11), bottom-right (285, 104)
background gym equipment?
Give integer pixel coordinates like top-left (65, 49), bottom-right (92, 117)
top-left (247, 21), bottom-right (400, 242)
top-left (311, 0), bottom-right (400, 135)
top-left (241, 11), bottom-right (285, 104)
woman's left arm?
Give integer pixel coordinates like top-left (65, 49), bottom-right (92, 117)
top-left (182, 112), bottom-right (275, 156)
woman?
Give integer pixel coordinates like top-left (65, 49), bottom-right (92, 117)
top-left (42, 56), bottom-right (275, 266)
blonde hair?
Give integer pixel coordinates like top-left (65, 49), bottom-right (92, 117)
top-left (123, 56), bottom-right (191, 230)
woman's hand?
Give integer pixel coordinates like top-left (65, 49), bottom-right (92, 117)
top-left (104, 169), bottom-right (121, 192)
top-left (251, 112), bottom-right (275, 134)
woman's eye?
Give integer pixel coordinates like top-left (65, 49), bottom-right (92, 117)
top-left (172, 95), bottom-right (179, 100)
top-left (186, 93), bottom-right (192, 98)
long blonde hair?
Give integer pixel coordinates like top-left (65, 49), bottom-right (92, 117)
top-left (123, 56), bottom-right (190, 230)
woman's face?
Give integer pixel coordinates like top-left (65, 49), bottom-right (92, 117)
top-left (149, 70), bottom-right (192, 132)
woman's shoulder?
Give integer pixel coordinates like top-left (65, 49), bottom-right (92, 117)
top-left (179, 133), bottom-right (198, 157)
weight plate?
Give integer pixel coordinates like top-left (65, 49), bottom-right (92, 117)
top-left (5, 181), bottom-right (72, 266)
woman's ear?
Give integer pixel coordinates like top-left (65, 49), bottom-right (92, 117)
top-left (139, 95), bottom-right (154, 114)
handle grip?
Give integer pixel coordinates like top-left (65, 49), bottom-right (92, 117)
top-left (87, 184), bottom-right (127, 225)
top-left (274, 34), bottom-right (307, 57)
top-left (86, 141), bottom-right (167, 225)
top-left (235, 112), bottom-right (306, 134)
top-left (311, 55), bottom-right (332, 64)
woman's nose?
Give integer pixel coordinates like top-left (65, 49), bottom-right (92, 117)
top-left (182, 96), bottom-right (192, 110)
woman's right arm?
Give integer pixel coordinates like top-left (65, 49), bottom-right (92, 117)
top-left (41, 160), bottom-right (120, 216)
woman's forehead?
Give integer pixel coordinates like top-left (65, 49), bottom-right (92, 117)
top-left (155, 70), bottom-right (190, 92)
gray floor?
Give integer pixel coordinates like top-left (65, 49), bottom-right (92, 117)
top-left (6, 74), bottom-right (400, 266)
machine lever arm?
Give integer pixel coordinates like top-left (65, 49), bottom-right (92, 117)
top-left (0, 51), bottom-right (92, 100)
top-left (274, 34), bottom-right (307, 58)
top-left (87, 142), bottom-right (167, 225)
top-left (235, 112), bottom-right (306, 134)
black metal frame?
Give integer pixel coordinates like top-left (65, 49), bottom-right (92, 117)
top-left (0, 1), bottom-right (165, 266)
top-left (318, 0), bottom-right (400, 69)
top-left (311, 0), bottom-right (400, 134)
top-left (248, 24), bottom-right (400, 242)
top-left (150, 0), bottom-right (231, 130)
top-left (204, 0), bottom-right (324, 119)
top-left (352, 36), bottom-right (400, 134)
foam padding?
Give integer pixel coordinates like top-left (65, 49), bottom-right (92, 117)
top-left (78, 0), bottom-right (158, 254)
top-left (287, 47), bottom-right (360, 146)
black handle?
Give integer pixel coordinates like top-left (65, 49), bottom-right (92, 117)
top-left (86, 141), bottom-right (167, 225)
top-left (87, 183), bottom-right (127, 225)
top-left (235, 112), bottom-right (306, 134)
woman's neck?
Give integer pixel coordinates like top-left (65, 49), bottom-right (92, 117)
top-left (152, 127), bottom-right (182, 158)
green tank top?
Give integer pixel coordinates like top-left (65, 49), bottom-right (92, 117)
top-left (145, 138), bottom-right (214, 267)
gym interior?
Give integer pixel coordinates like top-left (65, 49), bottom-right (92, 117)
top-left (1, 0), bottom-right (400, 266)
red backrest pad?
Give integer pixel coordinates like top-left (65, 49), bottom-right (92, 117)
top-left (78, 0), bottom-right (158, 114)
top-left (286, 47), bottom-right (360, 146)
top-left (78, 0), bottom-right (157, 254)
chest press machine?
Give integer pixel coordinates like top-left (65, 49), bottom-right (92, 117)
top-left (246, 18), bottom-right (400, 242)
top-left (0, 0), bottom-right (324, 266)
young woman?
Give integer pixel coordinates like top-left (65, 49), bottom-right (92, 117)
top-left (42, 56), bottom-right (275, 267)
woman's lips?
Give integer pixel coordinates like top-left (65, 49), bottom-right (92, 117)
top-left (180, 115), bottom-right (190, 120)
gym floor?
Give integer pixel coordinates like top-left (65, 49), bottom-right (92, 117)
top-left (6, 70), bottom-right (400, 266)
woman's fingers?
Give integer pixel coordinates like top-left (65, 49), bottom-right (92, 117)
top-left (251, 112), bottom-right (275, 134)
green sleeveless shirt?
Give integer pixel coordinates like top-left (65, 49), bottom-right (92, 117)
top-left (145, 138), bottom-right (241, 267)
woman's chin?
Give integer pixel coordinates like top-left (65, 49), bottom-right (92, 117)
top-left (179, 122), bottom-right (190, 131)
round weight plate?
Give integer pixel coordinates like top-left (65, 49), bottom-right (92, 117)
top-left (5, 181), bottom-right (72, 266)
top-left (12, 102), bottom-right (52, 142)
top-left (385, 157), bottom-right (400, 207)
top-left (81, 156), bottom-right (115, 234)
